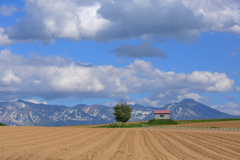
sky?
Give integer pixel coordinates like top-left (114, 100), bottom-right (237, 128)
top-left (0, 0), bottom-right (239, 115)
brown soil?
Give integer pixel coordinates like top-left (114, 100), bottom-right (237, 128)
top-left (0, 124), bottom-right (240, 160)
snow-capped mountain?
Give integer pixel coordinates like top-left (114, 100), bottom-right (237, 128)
top-left (0, 100), bottom-right (114, 126)
top-left (0, 99), bottom-right (239, 126)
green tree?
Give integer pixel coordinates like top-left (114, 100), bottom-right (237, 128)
top-left (0, 122), bottom-right (7, 126)
top-left (113, 101), bottom-right (133, 123)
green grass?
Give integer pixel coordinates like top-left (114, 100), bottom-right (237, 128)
top-left (148, 119), bottom-right (178, 125)
top-left (95, 119), bottom-right (177, 128)
top-left (0, 122), bottom-right (7, 126)
top-left (94, 122), bottom-right (147, 128)
top-left (176, 118), bottom-right (240, 124)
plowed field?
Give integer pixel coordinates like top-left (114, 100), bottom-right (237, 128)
top-left (0, 126), bottom-right (240, 160)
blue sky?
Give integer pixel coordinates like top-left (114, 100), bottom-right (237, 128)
top-left (0, 0), bottom-right (239, 115)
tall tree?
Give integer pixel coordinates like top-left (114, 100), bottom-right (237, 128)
top-left (113, 101), bottom-right (133, 123)
top-left (0, 122), bottom-right (7, 126)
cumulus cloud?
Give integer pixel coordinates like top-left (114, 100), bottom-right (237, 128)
top-left (7, 0), bottom-right (108, 42)
top-left (0, 0), bottom-right (238, 44)
top-left (187, 71), bottom-right (234, 92)
top-left (211, 102), bottom-right (240, 116)
top-left (97, 0), bottom-right (203, 41)
top-left (136, 98), bottom-right (160, 107)
top-left (0, 28), bottom-right (12, 46)
top-left (0, 49), bottom-right (235, 105)
top-left (177, 93), bottom-right (208, 102)
top-left (110, 42), bottom-right (167, 58)
top-left (0, 4), bottom-right (17, 16)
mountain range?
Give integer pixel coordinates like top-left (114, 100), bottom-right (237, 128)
top-left (0, 99), bottom-right (239, 126)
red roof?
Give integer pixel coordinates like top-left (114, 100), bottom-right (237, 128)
top-left (154, 110), bottom-right (170, 114)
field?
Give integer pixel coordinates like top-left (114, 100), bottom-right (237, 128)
top-left (0, 121), bottom-right (240, 160)
top-left (164, 120), bottom-right (240, 128)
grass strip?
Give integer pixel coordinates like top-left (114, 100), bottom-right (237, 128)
top-left (95, 119), bottom-right (177, 128)
top-left (176, 118), bottom-right (240, 124)
top-left (94, 118), bottom-right (240, 128)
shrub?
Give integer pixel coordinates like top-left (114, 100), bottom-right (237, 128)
top-left (96, 122), bottom-right (147, 128)
top-left (126, 123), bottom-right (147, 128)
top-left (107, 122), bottom-right (128, 128)
top-left (148, 119), bottom-right (178, 125)
top-left (97, 122), bottom-right (128, 128)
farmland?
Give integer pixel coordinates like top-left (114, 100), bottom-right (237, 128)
top-left (164, 120), bottom-right (240, 128)
top-left (0, 121), bottom-right (240, 160)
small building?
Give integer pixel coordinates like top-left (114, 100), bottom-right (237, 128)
top-left (154, 110), bottom-right (170, 119)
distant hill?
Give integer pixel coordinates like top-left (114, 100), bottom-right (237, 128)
top-left (0, 99), bottom-right (239, 126)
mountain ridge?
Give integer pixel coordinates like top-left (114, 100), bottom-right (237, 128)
top-left (0, 99), bottom-right (239, 126)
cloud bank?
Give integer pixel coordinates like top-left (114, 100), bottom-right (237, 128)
top-left (212, 102), bottom-right (240, 116)
top-left (1, 0), bottom-right (240, 44)
top-left (0, 49), bottom-right (234, 106)
top-left (110, 42), bottom-right (167, 58)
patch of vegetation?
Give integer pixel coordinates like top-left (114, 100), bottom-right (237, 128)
top-left (0, 122), bottom-right (7, 126)
top-left (209, 126), bottom-right (220, 129)
top-left (148, 119), bottom-right (178, 125)
top-left (95, 119), bottom-right (178, 128)
top-left (95, 122), bottom-right (147, 128)
top-left (177, 118), bottom-right (240, 124)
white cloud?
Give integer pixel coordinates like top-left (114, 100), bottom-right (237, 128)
top-left (187, 71), bottom-right (234, 92)
top-left (177, 93), bottom-right (203, 102)
top-left (182, 0), bottom-right (240, 33)
top-left (136, 97), bottom-right (160, 107)
top-left (25, 99), bottom-right (47, 105)
top-left (0, 0), bottom-right (239, 44)
top-left (0, 49), bottom-right (235, 105)
top-left (104, 101), bottom-right (118, 107)
top-left (1, 70), bottom-right (21, 85)
top-left (77, 3), bottom-right (110, 39)
top-left (0, 28), bottom-right (12, 46)
top-left (0, 4), bottom-right (17, 16)
top-left (7, 0), bottom-right (108, 42)
top-left (229, 25), bottom-right (240, 34)
top-left (211, 102), bottom-right (240, 116)
top-left (104, 100), bottom-right (136, 107)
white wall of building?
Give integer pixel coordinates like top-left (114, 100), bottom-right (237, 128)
top-left (154, 113), bottom-right (170, 119)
